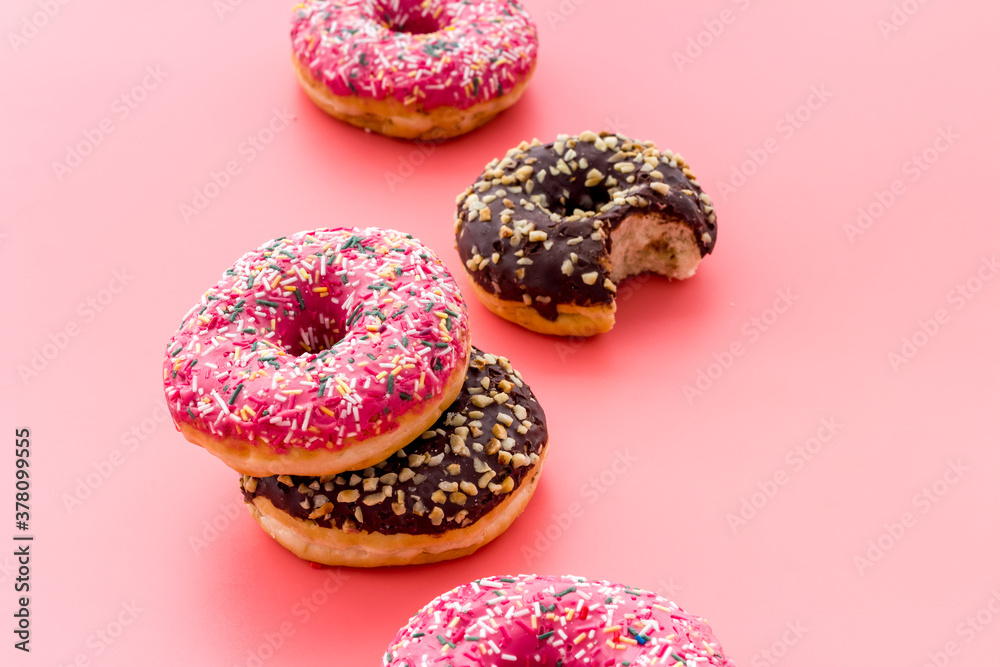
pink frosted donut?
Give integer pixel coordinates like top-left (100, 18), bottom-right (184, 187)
top-left (163, 227), bottom-right (471, 477)
top-left (290, 0), bottom-right (539, 140)
top-left (384, 574), bottom-right (736, 667)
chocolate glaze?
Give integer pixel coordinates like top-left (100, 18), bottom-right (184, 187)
top-left (455, 131), bottom-right (718, 320)
top-left (241, 348), bottom-right (547, 535)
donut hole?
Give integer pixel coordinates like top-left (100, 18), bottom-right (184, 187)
top-left (276, 312), bottom-right (345, 357)
top-left (375, 0), bottom-right (448, 35)
top-left (548, 187), bottom-right (611, 217)
top-left (609, 213), bottom-right (703, 283)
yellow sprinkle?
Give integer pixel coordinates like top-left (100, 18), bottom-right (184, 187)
top-left (573, 633), bottom-right (587, 645)
top-left (603, 626), bottom-right (621, 634)
top-left (391, 367), bottom-right (402, 376)
top-left (319, 406), bottom-right (337, 418)
top-left (376, 371), bottom-right (388, 380)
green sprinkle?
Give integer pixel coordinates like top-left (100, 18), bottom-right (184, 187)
top-left (294, 289), bottom-right (306, 310)
top-left (257, 299), bottom-right (280, 308)
top-left (464, 636), bottom-right (480, 641)
top-left (434, 342), bottom-right (449, 348)
top-left (398, 392), bottom-right (411, 400)
top-left (170, 345), bottom-right (183, 357)
top-left (538, 631), bottom-right (554, 640)
top-left (436, 635), bottom-right (455, 649)
top-left (242, 328), bottom-right (257, 334)
top-left (228, 384), bottom-right (243, 405)
top-left (554, 587), bottom-right (576, 598)
top-left (411, 632), bottom-right (425, 638)
top-left (424, 302), bottom-right (434, 312)
top-left (386, 374), bottom-right (394, 395)
top-left (187, 407), bottom-right (196, 419)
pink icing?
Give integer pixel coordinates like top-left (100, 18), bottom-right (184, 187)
top-left (162, 227), bottom-right (470, 453)
top-left (384, 574), bottom-right (737, 667)
top-left (291, 0), bottom-right (538, 110)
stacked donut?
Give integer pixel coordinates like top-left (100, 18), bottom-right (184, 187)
top-left (163, 227), bottom-right (549, 566)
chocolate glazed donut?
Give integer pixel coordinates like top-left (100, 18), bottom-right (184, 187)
top-left (455, 131), bottom-right (718, 336)
top-left (240, 348), bottom-right (548, 566)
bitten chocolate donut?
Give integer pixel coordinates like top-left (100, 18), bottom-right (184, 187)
top-left (163, 227), bottom-right (471, 477)
top-left (384, 574), bottom-right (737, 666)
top-left (240, 348), bottom-right (548, 567)
top-left (455, 132), bottom-right (718, 336)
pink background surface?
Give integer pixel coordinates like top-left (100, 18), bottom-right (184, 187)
top-left (3, 0), bottom-right (999, 664)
